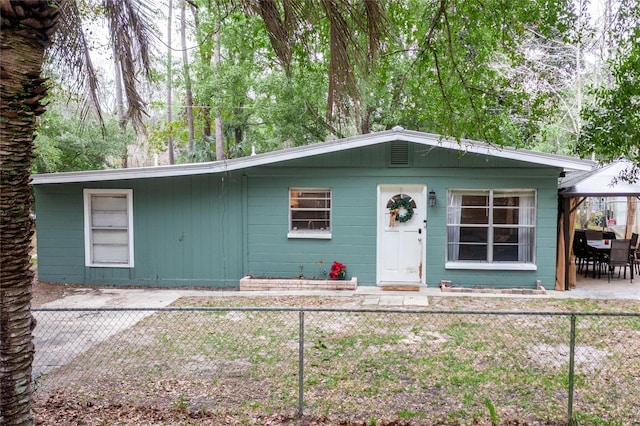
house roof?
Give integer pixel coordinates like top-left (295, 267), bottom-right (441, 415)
top-left (559, 159), bottom-right (640, 197)
top-left (31, 127), bottom-right (595, 185)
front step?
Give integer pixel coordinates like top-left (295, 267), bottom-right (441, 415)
top-left (378, 282), bottom-right (422, 292)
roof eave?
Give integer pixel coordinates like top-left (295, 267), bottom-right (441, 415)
top-left (31, 129), bottom-right (594, 185)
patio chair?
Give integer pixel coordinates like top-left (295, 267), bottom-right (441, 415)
top-left (573, 230), bottom-right (592, 274)
top-left (585, 229), bottom-right (603, 240)
top-left (630, 233), bottom-right (640, 274)
top-left (576, 232), bottom-right (604, 277)
top-left (605, 239), bottom-right (633, 283)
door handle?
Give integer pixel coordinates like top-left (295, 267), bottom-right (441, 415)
top-left (418, 228), bottom-right (422, 234)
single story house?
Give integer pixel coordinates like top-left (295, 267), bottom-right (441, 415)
top-left (31, 127), bottom-right (594, 289)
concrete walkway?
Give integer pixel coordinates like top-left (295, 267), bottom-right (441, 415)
top-left (38, 286), bottom-right (434, 309)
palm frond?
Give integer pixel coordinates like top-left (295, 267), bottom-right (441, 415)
top-left (319, 0), bottom-right (386, 121)
top-left (325, 1), bottom-right (355, 117)
top-left (246, 0), bottom-right (305, 76)
top-left (239, 0), bottom-right (386, 129)
top-left (103, 0), bottom-right (158, 130)
top-left (45, 0), bottom-right (158, 132)
top-left (46, 0), bottom-right (103, 126)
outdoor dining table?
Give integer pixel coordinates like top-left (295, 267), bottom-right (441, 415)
top-left (587, 240), bottom-right (611, 278)
top-left (588, 239), bottom-right (611, 252)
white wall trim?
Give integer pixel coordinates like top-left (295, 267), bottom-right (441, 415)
top-left (445, 262), bottom-right (537, 271)
top-left (83, 188), bottom-right (134, 268)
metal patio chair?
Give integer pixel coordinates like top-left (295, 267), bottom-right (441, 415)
top-left (606, 239), bottom-right (633, 283)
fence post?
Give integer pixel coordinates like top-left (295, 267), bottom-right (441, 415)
top-left (298, 310), bottom-right (305, 417)
top-left (568, 314), bottom-right (576, 421)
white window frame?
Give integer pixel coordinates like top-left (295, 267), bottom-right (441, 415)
top-left (288, 188), bottom-right (332, 239)
top-left (83, 188), bottom-right (134, 267)
top-left (445, 189), bottom-right (537, 271)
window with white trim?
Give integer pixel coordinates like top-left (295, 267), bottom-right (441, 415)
top-left (288, 188), bottom-right (331, 239)
top-left (447, 189), bottom-right (536, 264)
top-left (84, 189), bottom-right (134, 267)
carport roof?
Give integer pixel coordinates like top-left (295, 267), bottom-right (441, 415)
top-left (559, 159), bottom-right (640, 197)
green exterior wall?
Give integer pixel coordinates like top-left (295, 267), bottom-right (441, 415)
top-left (35, 174), bottom-right (244, 287)
top-left (34, 141), bottom-right (562, 289)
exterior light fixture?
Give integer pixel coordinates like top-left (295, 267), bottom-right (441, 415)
top-left (428, 190), bottom-right (437, 207)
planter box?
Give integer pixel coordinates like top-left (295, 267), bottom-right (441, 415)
top-left (240, 276), bottom-right (357, 291)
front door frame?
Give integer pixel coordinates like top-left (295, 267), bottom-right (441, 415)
top-left (376, 184), bottom-right (427, 285)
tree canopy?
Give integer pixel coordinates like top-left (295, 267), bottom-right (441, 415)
top-left (72, 0), bottom-right (587, 166)
top-left (578, 1), bottom-right (640, 170)
top-left (33, 108), bottom-right (136, 173)
top-left (33, 0), bottom-right (639, 169)
top-left (182, 0), bottom-right (578, 152)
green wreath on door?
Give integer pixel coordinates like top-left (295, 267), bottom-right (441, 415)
top-left (389, 198), bottom-right (414, 223)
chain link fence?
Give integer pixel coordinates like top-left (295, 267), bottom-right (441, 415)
top-left (32, 307), bottom-right (640, 424)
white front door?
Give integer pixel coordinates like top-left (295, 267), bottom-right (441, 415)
top-left (377, 184), bottom-right (427, 284)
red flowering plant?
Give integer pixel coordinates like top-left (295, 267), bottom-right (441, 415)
top-left (329, 261), bottom-right (347, 280)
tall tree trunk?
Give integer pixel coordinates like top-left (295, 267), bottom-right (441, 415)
top-left (188, 2), bottom-right (211, 138)
top-left (114, 60), bottom-right (129, 168)
top-left (181, 0), bottom-right (195, 153)
top-left (167, 0), bottom-right (175, 164)
top-left (214, 21), bottom-right (224, 161)
top-left (0, 2), bottom-right (59, 425)
top-left (573, 0), bottom-right (584, 148)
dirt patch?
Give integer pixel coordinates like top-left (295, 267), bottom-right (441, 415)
top-left (30, 278), bottom-right (240, 307)
top-left (32, 398), bottom-right (565, 426)
top-left (528, 343), bottom-right (609, 372)
top-left (32, 279), bottom-right (70, 307)
top-left (33, 393), bottom-right (563, 426)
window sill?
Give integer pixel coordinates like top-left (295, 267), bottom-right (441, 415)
top-left (287, 232), bottom-right (332, 240)
top-left (86, 263), bottom-right (134, 268)
top-left (446, 262), bottom-right (537, 271)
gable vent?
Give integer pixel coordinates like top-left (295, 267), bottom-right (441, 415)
top-left (389, 141), bottom-right (410, 166)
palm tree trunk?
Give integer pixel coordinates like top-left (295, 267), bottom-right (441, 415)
top-left (0, 2), bottom-right (58, 424)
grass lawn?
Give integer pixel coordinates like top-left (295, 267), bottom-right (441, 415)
top-left (33, 296), bottom-right (640, 425)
